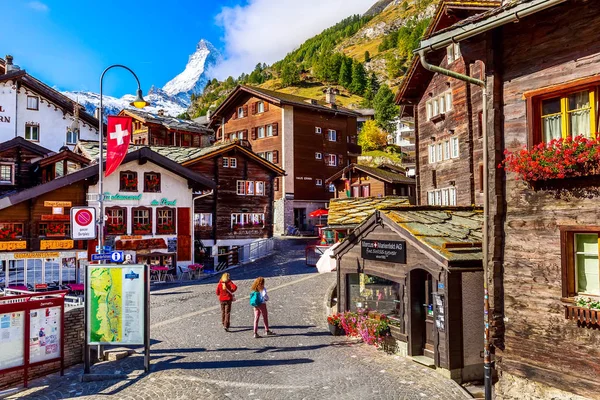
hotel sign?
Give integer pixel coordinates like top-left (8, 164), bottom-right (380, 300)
top-left (40, 240), bottom-right (74, 250)
top-left (14, 252), bottom-right (60, 259)
top-left (361, 240), bottom-right (406, 264)
top-left (0, 241), bottom-right (27, 251)
top-left (44, 201), bottom-right (72, 207)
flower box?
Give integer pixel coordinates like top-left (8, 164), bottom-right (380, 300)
top-left (107, 224), bottom-right (126, 235)
top-left (157, 225), bottom-right (175, 234)
top-left (328, 322), bottom-right (345, 336)
top-left (565, 304), bottom-right (600, 328)
top-left (0, 228), bottom-right (18, 240)
top-left (46, 223), bottom-right (66, 237)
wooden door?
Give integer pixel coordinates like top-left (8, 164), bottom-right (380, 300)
top-left (177, 207), bottom-right (191, 262)
top-left (423, 273), bottom-right (435, 358)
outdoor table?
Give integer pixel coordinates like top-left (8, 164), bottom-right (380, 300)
top-left (188, 264), bottom-right (203, 279)
top-left (67, 284), bottom-right (84, 294)
top-left (150, 266), bottom-right (169, 282)
top-left (8, 285), bottom-right (29, 291)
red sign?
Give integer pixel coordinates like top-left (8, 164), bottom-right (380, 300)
top-left (75, 209), bottom-right (93, 226)
top-left (105, 116), bottom-right (132, 177)
top-left (34, 283), bottom-right (48, 289)
top-left (41, 215), bottom-right (70, 221)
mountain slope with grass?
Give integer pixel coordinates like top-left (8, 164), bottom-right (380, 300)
top-left (188, 0), bottom-right (437, 118)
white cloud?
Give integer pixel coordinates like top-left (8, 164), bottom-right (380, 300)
top-left (27, 1), bottom-right (49, 12)
top-left (214, 0), bottom-right (371, 79)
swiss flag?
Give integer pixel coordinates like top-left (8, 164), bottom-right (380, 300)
top-left (105, 116), bottom-right (132, 177)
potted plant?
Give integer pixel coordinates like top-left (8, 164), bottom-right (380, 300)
top-left (47, 223), bottom-right (66, 237)
top-left (107, 223), bottom-right (126, 235)
top-left (327, 313), bottom-right (345, 336)
top-left (132, 222), bottom-right (151, 235)
top-left (0, 226), bottom-right (17, 240)
top-left (120, 175), bottom-right (137, 191)
top-left (157, 223), bottom-right (175, 234)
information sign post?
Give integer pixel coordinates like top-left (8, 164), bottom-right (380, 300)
top-left (84, 264), bottom-right (150, 374)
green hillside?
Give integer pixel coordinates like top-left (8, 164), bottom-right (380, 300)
top-left (188, 0), bottom-right (437, 119)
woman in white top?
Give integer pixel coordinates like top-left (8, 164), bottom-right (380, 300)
top-left (250, 277), bottom-right (275, 338)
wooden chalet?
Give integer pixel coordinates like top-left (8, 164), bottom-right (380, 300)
top-left (410, 0), bottom-right (600, 397)
top-left (333, 207), bottom-right (484, 382)
top-left (395, 1), bottom-right (501, 207)
top-left (209, 85), bottom-right (361, 234)
top-left (326, 163), bottom-right (416, 202)
top-left (119, 109), bottom-right (213, 147)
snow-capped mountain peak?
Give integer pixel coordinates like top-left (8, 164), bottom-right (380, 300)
top-left (163, 39), bottom-right (221, 98)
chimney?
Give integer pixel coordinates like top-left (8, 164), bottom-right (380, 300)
top-left (5, 55), bottom-right (19, 73)
top-left (323, 87), bottom-right (339, 106)
top-left (157, 109), bottom-right (165, 117)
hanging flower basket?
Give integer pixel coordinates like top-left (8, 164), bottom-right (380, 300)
top-left (47, 223), bottom-right (66, 237)
top-left (501, 136), bottom-right (600, 182)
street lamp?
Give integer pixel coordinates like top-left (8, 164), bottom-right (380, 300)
top-left (97, 65), bottom-right (147, 257)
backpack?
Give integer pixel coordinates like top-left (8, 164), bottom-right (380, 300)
top-left (249, 291), bottom-right (262, 307)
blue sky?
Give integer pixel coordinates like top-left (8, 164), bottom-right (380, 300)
top-left (1, 0), bottom-right (372, 97)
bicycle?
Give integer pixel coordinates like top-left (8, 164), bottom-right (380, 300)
top-left (286, 225), bottom-right (301, 236)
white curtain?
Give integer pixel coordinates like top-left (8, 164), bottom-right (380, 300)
top-left (542, 114), bottom-right (562, 142)
top-left (570, 109), bottom-right (591, 138)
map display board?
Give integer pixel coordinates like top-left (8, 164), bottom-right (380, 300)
top-left (29, 306), bottom-right (61, 364)
top-left (87, 265), bottom-right (145, 345)
top-left (0, 311), bottom-right (24, 370)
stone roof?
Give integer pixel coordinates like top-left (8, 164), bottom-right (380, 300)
top-left (383, 207), bottom-right (483, 262)
top-left (327, 196), bottom-right (410, 227)
top-left (326, 164), bottom-right (415, 185)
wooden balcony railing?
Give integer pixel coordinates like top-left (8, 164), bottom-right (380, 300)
top-left (347, 143), bottom-right (362, 155)
top-left (565, 304), bottom-right (600, 328)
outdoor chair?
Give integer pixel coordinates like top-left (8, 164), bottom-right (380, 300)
top-left (178, 266), bottom-right (192, 281)
top-left (165, 267), bottom-right (175, 282)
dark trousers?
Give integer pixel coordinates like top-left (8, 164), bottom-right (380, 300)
top-left (221, 300), bottom-right (232, 328)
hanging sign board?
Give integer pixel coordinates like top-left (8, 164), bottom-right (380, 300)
top-left (87, 264), bottom-right (146, 345)
top-left (361, 240), bottom-right (406, 264)
top-left (70, 207), bottom-right (97, 240)
top-left (29, 306), bottom-right (62, 363)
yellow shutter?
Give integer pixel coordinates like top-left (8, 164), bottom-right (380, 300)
top-left (590, 90), bottom-right (597, 138)
top-left (561, 97), bottom-right (569, 139)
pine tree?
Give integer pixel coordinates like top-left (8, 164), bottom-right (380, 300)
top-left (349, 61), bottom-right (367, 95)
top-left (281, 63), bottom-right (300, 87)
top-left (364, 51), bottom-right (371, 63)
top-left (374, 84), bottom-right (399, 133)
top-left (338, 57), bottom-right (353, 88)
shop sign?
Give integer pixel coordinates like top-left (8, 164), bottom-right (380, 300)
top-left (41, 215), bottom-right (70, 221)
top-left (361, 240), bottom-right (406, 264)
top-left (14, 252), bottom-right (60, 259)
top-left (40, 240), bottom-right (74, 250)
top-left (150, 198), bottom-right (177, 206)
top-left (44, 201), bottom-right (72, 207)
top-left (104, 192), bottom-right (142, 201)
top-left (0, 241), bottom-right (27, 251)
top-left (121, 235), bottom-right (143, 240)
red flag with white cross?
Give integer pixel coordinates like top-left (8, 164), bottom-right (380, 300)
top-left (105, 116), bottom-right (132, 177)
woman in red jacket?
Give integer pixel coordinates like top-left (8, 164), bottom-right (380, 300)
top-left (216, 272), bottom-right (237, 332)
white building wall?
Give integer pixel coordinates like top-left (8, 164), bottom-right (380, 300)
top-left (281, 105), bottom-right (294, 196)
top-left (0, 80), bottom-right (98, 152)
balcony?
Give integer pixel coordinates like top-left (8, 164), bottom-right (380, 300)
top-left (347, 143), bottom-right (362, 156)
top-left (565, 304), bottom-right (600, 329)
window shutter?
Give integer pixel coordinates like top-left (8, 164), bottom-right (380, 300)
top-left (274, 178), bottom-right (279, 191)
top-left (324, 153), bottom-right (329, 166)
top-left (243, 105), bottom-right (249, 117)
top-left (338, 154), bottom-right (344, 165)
top-left (251, 102), bottom-right (257, 115)
top-left (243, 129), bottom-right (248, 140)
top-left (272, 122), bottom-right (279, 136)
top-left (273, 150), bottom-right (279, 164)
top-left (232, 110), bottom-right (238, 120)
top-left (264, 102), bottom-right (269, 112)
top-left (251, 127), bottom-right (257, 140)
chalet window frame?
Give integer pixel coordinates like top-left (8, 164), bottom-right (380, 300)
top-left (560, 227), bottom-right (600, 299)
top-left (257, 126), bottom-right (265, 138)
top-left (237, 180), bottom-right (264, 196)
top-left (328, 129), bottom-right (337, 142)
top-left (230, 213), bottom-right (265, 229)
top-left (194, 213), bottom-right (213, 228)
top-left (526, 81), bottom-right (600, 147)
top-left (106, 206), bottom-right (127, 235)
top-left (264, 151), bottom-right (274, 163)
top-left (257, 101), bottom-right (265, 113)
top-left (132, 206), bottom-right (152, 233)
top-left (25, 124), bottom-right (40, 142)
top-left (230, 158), bottom-right (237, 168)
top-left (328, 184), bottom-right (336, 193)
top-left (450, 137), bottom-right (459, 158)
top-left (156, 207), bottom-right (176, 234)
top-left (446, 43), bottom-right (461, 64)
top-left (316, 179), bottom-right (323, 186)
top-left (119, 171), bottom-right (138, 192)
top-left (326, 154), bottom-right (337, 167)
top-left (27, 96), bottom-right (39, 110)
top-left (428, 144), bottom-right (435, 164)
top-left (66, 129), bottom-right (78, 145)
top-left (223, 157), bottom-right (230, 168)
top-left (427, 186), bottom-right (457, 206)
top-left (0, 222), bottom-right (24, 239)
top-left (237, 107), bottom-right (244, 119)
top-left (315, 127), bottom-right (322, 134)
top-left (266, 125), bottom-right (274, 137)
top-left (143, 172), bottom-right (161, 193)
top-left (0, 164), bottom-right (14, 184)
top-left (426, 90), bottom-right (453, 121)
top-left (315, 152), bottom-right (322, 160)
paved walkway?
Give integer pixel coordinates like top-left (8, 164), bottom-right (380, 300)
top-left (7, 240), bottom-right (470, 400)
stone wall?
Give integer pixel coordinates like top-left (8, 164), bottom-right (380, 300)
top-left (0, 306), bottom-right (84, 390)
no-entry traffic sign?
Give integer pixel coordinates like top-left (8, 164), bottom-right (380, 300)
top-left (71, 207), bottom-right (97, 240)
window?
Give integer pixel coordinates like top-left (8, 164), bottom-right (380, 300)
top-left (0, 164), bottom-right (13, 184)
top-left (66, 129), bottom-right (78, 145)
top-left (325, 154), bottom-right (337, 167)
top-left (194, 213), bottom-right (213, 228)
top-left (25, 124), bottom-right (39, 141)
top-left (451, 137), bottom-right (459, 158)
top-left (274, 178), bottom-right (280, 192)
top-left (479, 164), bottom-right (484, 194)
top-left (27, 96), bottom-right (39, 110)
top-left (427, 187), bottom-right (457, 206)
top-left (328, 129), bottom-right (337, 142)
top-left (257, 101), bottom-right (265, 113)
top-left (315, 127), bottom-right (322, 134)
top-left (315, 152), bottom-right (322, 160)
top-left (144, 172), bottom-right (161, 193)
top-left (237, 181), bottom-right (246, 195)
top-left (316, 179), bottom-right (323, 186)
top-left (132, 207), bottom-right (151, 233)
top-left (562, 231), bottom-right (600, 298)
top-left (328, 184), bottom-right (336, 193)
top-left (436, 143), bottom-right (442, 162)
top-left (246, 181), bottom-right (255, 195)
top-left (540, 89), bottom-right (595, 142)
top-left (106, 207), bottom-right (126, 234)
top-left (0, 223), bottom-right (24, 239)
top-left (352, 186), bottom-right (360, 198)
top-left (426, 90), bottom-right (453, 120)
top-left (157, 208), bottom-right (175, 234)
top-left (237, 107), bottom-right (244, 118)
top-left (347, 273), bottom-right (402, 321)
top-left (223, 157), bottom-right (230, 168)
top-left (428, 144), bottom-right (436, 164)
top-left (444, 140), bottom-right (450, 160)
top-left (447, 43), bottom-right (461, 64)
top-left (267, 125), bottom-right (274, 137)
top-left (257, 126), bottom-right (265, 138)
top-left (231, 213), bottom-right (265, 229)
top-left (265, 151), bottom-right (274, 163)
top-left (237, 181), bottom-right (264, 196)
top-left (120, 171), bottom-right (138, 192)
top-left (230, 158), bottom-right (237, 168)
top-left (255, 181), bottom-right (265, 195)
top-left (361, 185), bottom-right (370, 197)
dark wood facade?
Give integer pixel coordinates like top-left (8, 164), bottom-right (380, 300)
top-left (0, 137), bottom-right (53, 196)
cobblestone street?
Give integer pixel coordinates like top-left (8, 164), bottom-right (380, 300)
top-left (8, 239), bottom-right (470, 400)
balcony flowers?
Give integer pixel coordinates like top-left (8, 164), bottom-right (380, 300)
top-left (0, 226), bottom-right (18, 240)
top-left (107, 223), bottom-right (126, 235)
top-left (501, 136), bottom-right (600, 181)
top-left (132, 222), bottom-right (151, 234)
top-left (575, 296), bottom-right (600, 311)
top-left (157, 223), bottom-right (175, 234)
top-left (145, 176), bottom-right (160, 192)
top-left (47, 223), bottom-right (66, 237)
top-left (120, 176), bottom-right (137, 191)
